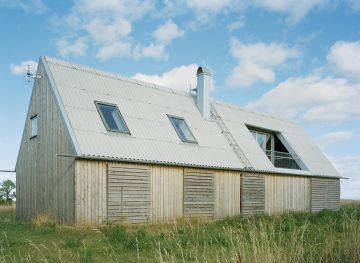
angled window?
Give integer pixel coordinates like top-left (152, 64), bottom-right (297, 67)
top-left (30, 115), bottom-right (38, 138)
top-left (95, 102), bottom-right (130, 134)
top-left (248, 126), bottom-right (305, 170)
top-left (168, 115), bottom-right (197, 143)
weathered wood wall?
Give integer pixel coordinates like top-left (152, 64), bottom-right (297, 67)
top-left (75, 161), bottom-right (184, 224)
top-left (75, 160), bottom-right (107, 224)
top-left (151, 166), bottom-right (183, 222)
top-left (107, 164), bottom-right (151, 223)
top-left (265, 175), bottom-right (310, 214)
top-left (311, 178), bottom-right (340, 212)
top-left (75, 161), bottom-right (243, 224)
top-left (214, 170), bottom-right (241, 218)
top-left (74, 160), bottom-right (339, 224)
top-left (241, 173), bottom-right (265, 215)
top-left (16, 61), bottom-right (75, 223)
top-left (184, 169), bottom-right (215, 218)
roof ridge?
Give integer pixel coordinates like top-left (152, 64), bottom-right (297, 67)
top-left (43, 56), bottom-right (191, 98)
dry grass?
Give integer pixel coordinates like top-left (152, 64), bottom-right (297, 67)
top-left (0, 203), bottom-right (359, 262)
top-left (0, 204), bottom-right (15, 212)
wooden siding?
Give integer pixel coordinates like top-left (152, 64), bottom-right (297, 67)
top-left (151, 166), bottom-right (183, 222)
top-left (265, 175), bottom-right (310, 214)
top-left (311, 178), bottom-right (340, 212)
top-left (75, 161), bottom-right (184, 224)
top-left (241, 173), bottom-right (265, 215)
top-left (16, 61), bottom-right (75, 223)
top-left (184, 169), bottom-right (215, 218)
top-left (214, 170), bottom-right (241, 218)
top-left (75, 160), bottom-right (107, 224)
top-left (107, 164), bottom-right (151, 223)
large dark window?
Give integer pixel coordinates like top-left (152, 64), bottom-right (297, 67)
top-left (95, 102), bottom-right (130, 134)
top-left (168, 115), bottom-right (197, 143)
top-left (248, 126), bottom-right (305, 170)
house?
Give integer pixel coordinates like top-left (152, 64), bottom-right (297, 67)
top-left (16, 56), bottom-right (341, 224)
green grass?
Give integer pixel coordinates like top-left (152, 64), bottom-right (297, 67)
top-left (0, 203), bottom-right (359, 262)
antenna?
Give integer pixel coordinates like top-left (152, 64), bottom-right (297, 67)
top-left (27, 65), bottom-right (41, 83)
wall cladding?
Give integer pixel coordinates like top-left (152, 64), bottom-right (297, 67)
top-left (311, 178), bottom-right (340, 212)
top-left (265, 175), bottom-right (310, 214)
top-left (16, 61), bottom-right (75, 223)
top-left (184, 169), bottom-right (215, 218)
top-left (241, 173), bottom-right (265, 215)
top-left (107, 164), bottom-right (151, 223)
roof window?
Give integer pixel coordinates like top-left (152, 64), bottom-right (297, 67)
top-left (95, 102), bottom-right (130, 134)
top-left (248, 126), bottom-right (306, 170)
top-left (168, 115), bottom-right (197, 143)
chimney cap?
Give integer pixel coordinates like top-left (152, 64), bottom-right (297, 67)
top-left (197, 66), bottom-right (212, 76)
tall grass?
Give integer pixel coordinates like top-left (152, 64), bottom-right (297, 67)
top-left (0, 203), bottom-right (359, 262)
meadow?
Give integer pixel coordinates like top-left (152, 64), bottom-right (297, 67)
top-left (0, 202), bottom-right (359, 262)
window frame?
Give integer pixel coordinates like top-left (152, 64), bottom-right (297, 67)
top-left (167, 115), bottom-right (198, 144)
top-left (247, 125), bottom-right (305, 170)
top-left (95, 101), bottom-right (130, 134)
top-left (30, 115), bottom-right (38, 139)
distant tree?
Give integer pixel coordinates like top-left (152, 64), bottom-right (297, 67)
top-left (0, 180), bottom-right (16, 204)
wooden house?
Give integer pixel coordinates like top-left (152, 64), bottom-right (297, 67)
top-left (16, 57), bottom-right (341, 224)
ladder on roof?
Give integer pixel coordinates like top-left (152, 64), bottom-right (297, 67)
top-left (210, 104), bottom-right (253, 170)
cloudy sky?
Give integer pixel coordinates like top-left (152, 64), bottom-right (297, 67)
top-left (0, 0), bottom-right (359, 199)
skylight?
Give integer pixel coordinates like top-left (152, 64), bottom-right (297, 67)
top-left (168, 116), bottom-right (197, 143)
top-left (249, 126), bottom-right (305, 170)
top-left (95, 102), bottom-right (130, 134)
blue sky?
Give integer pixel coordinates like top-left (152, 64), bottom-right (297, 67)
top-left (0, 0), bottom-right (359, 198)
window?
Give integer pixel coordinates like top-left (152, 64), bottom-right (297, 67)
top-left (248, 126), bottom-right (304, 170)
top-left (30, 115), bottom-right (38, 138)
top-left (168, 115), bottom-right (197, 143)
top-left (95, 102), bottom-right (130, 134)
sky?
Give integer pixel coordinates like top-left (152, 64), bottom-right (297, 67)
top-left (0, 0), bottom-right (359, 199)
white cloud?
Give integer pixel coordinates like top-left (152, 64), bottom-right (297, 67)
top-left (84, 17), bottom-right (132, 45)
top-left (152, 20), bottom-right (184, 44)
top-left (132, 64), bottom-right (198, 92)
top-left (53, 1), bottom-right (185, 61)
top-left (247, 75), bottom-right (360, 123)
top-left (252, 0), bottom-right (331, 24)
top-left (0, 0), bottom-right (47, 14)
top-left (133, 43), bottom-right (168, 60)
top-left (316, 131), bottom-right (354, 149)
top-left (186, 0), bottom-right (232, 13)
top-left (227, 39), bottom-right (299, 88)
top-left (96, 41), bottom-right (132, 60)
top-left (227, 17), bottom-right (246, 31)
top-left (56, 37), bottom-right (87, 57)
top-left (227, 61), bottom-right (275, 87)
top-left (329, 155), bottom-right (360, 199)
top-left (53, 0), bottom-right (157, 60)
top-left (327, 41), bottom-right (360, 80)
top-left (10, 60), bottom-right (38, 75)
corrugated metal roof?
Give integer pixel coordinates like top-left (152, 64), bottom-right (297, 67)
top-left (45, 57), bottom-right (243, 170)
top-left (44, 56), bottom-right (340, 177)
top-left (212, 102), bottom-right (340, 177)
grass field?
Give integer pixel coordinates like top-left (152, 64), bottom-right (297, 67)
top-left (0, 203), bottom-right (359, 263)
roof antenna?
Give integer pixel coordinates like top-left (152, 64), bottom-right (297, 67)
top-left (27, 65), bottom-right (41, 83)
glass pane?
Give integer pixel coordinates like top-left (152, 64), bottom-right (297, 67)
top-left (251, 131), bottom-right (256, 140)
top-left (31, 116), bottom-right (37, 137)
top-left (98, 103), bottom-right (128, 133)
top-left (266, 135), bottom-right (272, 151)
top-left (170, 117), bottom-right (196, 142)
top-left (257, 133), bottom-right (266, 149)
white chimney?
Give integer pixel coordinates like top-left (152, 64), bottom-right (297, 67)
top-left (196, 66), bottom-right (212, 119)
